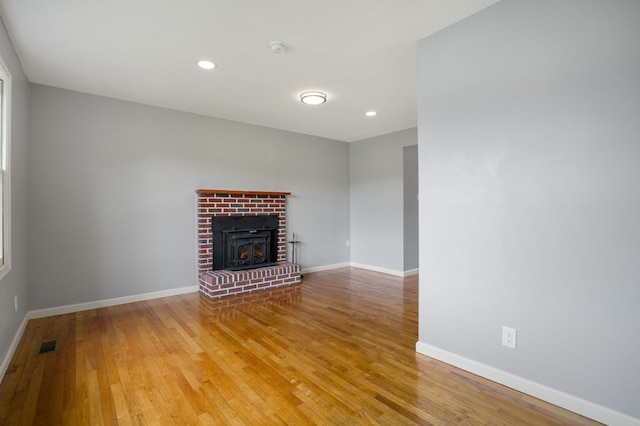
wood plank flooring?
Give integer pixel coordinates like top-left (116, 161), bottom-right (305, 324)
top-left (0, 268), bottom-right (600, 425)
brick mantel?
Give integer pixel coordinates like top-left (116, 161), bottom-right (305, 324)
top-left (197, 189), bottom-right (291, 197)
top-left (196, 189), bottom-right (301, 298)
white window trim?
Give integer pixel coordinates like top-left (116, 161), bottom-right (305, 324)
top-left (0, 54), bottom-right (11, 280)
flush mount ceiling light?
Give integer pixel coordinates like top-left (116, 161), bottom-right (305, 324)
top-left (197, 60), bottom-right (216, 70)
top-left (300, 91), bottom-right (327, 105)
top-left (365, 111), bottom-right (377, 117)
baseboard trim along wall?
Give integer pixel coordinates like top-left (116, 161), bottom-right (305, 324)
top-left (302, 263), bottom-right (415, 277)
top-left (0, 314), bottom-right (29, 382)
top-left (29, 286), bottom-right (199, 320)
top-left (403, 268), bottom-right (419, 277)
top-left (415, 342), bottom-right (640, 426)
top-left (298, 263), bottom-right (418, 277)
top-left (301, 263), bottom-right (351, 274)
top-left (349, 262), bottom-right (405, 277)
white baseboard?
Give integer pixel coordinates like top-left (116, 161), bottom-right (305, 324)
top-left (415, 341), bottom-right (640, 426)
top-left (403, 268), bottom-right (419, 276)
top-left (300, 263), bottom-right (417, 278)
top-left (0, 314), bottom-right (29, 381)
top-left (301, 263), bottom-right (351, 274)
top-left (349, 262), bottom-right (405, 277)
top-left (29, 285), bottom-right (198, 320)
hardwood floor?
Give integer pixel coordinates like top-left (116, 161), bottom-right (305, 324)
top-left (0, 268), bottom-right (599, 425)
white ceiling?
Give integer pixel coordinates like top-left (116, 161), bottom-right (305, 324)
top-left (0, 0), bottom-right (499, 142)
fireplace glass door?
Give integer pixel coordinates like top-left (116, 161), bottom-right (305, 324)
top-left (224, 230), bottom-right (272, 270)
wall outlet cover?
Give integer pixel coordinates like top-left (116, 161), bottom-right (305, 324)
top-left (502, 326), bottom-right (516, 349)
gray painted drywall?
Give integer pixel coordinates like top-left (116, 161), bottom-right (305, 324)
top-left (0, 18), bottom-right (30, 369)
top-left (28, 85), bottom-right (349, 309)
top-left (417, 0), bottom-right (640, 419)
top-left (403, 145), bottom-right (418, 271)
top-left (349, 128), bottom-right (417, 274)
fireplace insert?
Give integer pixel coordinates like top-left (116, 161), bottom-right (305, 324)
top-left (211, 215), bottom-right (279, 271)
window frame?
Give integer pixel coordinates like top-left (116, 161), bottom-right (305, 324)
top-left (0, 54), bottom-right (11, 280)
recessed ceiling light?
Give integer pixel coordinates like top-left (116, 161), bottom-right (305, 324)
top-left (300, 91), bottom-right (327, 105)
top-left (198, 60), bottom-right (216, 70)
top-left (365, 111), bottom-right (377, 117)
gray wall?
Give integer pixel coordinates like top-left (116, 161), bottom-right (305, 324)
top-left (349, 128), bottom-right (417, 274)
top-left (28, 85), bottom-right (350, 309)
top-left (417, 0), bottom-right (640, 419)
top-left (0, 18), bottom-right (30, 371)
top-left (403, 145), bottom-right (418, 271)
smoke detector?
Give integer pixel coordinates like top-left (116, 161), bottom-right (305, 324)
top-left (269, 41), bottom-right (288, 54)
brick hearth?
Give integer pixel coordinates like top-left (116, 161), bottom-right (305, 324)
top-left (196, 189), bottom-right (301, 298)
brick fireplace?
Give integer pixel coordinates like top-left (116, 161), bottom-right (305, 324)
top-left (196, 189), bottom-right (301, 298)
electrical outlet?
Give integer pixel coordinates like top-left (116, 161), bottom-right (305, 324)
top-left (502, 326), bottom-right (516, 349)
top-left (14, 295), bottom-right (18, 313)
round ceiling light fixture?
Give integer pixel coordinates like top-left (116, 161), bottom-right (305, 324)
top-left (300, 91), bottom-right (327, 105)
top-left (197, 60), bottom-right (216, 70)
top-left (365, 111), bottom-right (377, 117)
